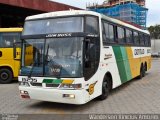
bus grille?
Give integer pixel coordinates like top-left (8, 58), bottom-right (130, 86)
top-left (30, 83), bottom-right (42, 87)
top-left (46, 84), bottom-right (59, 87)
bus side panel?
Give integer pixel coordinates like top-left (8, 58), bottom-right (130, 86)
top-left (97, 46), bottom-right (122, 90)
top-left (126, 47), bottom-right (152, 79)
top-left (0, 48), bottom-right (14, 60)
top-left (0, 48), bottom-right (22, 78)
top-left (112, 46), bottom-right (132, 83)
top-left (133, 47), bottom-right (151, 70)
top-left (113, 46), bottom-right (151, 83)
top-left (0, 48), bottom-right (15, 76)
top-left (126, 47), bottom-right (141, 78)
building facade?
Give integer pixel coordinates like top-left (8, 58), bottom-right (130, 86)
top-left (103, 0), bottom-right (145, 7)
top-left (88, 0), bottom-right (147, 28)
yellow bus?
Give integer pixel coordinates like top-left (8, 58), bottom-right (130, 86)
top-left (0, 28), bottom-right (23, 83)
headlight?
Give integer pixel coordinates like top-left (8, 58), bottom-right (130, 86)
top-left (60, 83), bottom-right (82, 89)
top-left (19, 81), bottom-right (30, 87)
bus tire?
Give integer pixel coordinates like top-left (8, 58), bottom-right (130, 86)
top-left (98, 76), bottom-right (110, 100)
top-left (145, 62), bottom-right (147, 72)
top-left (143, 64), bottom-right (146, 77)
top-left (0, 68), bottom-right (13, 84)
top-left (138, 65), bottom-right (145, 79)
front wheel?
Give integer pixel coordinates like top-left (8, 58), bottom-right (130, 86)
top-left (98, 76), bottom-right (110, 100)
top-left (0, 68), bottom-right (13, 84)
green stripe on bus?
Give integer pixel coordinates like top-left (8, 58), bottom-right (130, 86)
top-left (43, 79), bottom-right (54, 83)
top-left (43, 79), bottom-right (62, 84)
top-left (112, 46), bottom-right (132, 83)
top-left (53, 79), bottom-right (63, 84)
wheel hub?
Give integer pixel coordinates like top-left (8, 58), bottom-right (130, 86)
top-left (0, 72), bottom-right (9, 80)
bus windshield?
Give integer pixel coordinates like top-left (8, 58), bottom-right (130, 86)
top-left (21, 37), bottom-right (83, 77)
top-left (23, 17), bottom-right (84, 35)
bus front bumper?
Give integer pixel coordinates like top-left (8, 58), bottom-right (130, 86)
top-left (19, 86), bottom-right (89, 105)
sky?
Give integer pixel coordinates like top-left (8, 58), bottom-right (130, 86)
top-left (51, 0), bottom-right (160, 27)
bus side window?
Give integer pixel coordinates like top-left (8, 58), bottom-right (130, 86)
top-left (2, 33), bottom-right (13, 47)
top-left (133, 31), bottom-right (139, 45)
top-left (126, 29), bottom-right (133, 44)
top-left (103, 22), bottom-right (114, 43)
top-left (144, 34), bottom-right (148, 46)
top-left (117, 26), bottom-right (125, 44)
top-left (102, 21), bottom-right (107, 44)
top-left (1, 32), bottom-right (21, 48)
top-left (140, 33), bottom-right (145, 46)
top-left (0, 33), bottom-right (4, 47)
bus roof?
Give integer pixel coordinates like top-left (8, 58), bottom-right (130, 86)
top-left (25, 10), bottom-right (149, 34)
top-left (0, 28), bottom-right (23, 32)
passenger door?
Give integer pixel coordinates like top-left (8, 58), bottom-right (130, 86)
top-left (84, 37), bottom-right (100, 80)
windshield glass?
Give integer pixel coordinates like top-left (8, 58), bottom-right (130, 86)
top-left (21, 37), bottom-right (83, 77)
top-left (23, 17), bottom-right (84, 35)
top-left (21, 39), bottom-right (44, 76)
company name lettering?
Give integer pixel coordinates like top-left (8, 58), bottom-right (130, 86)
top-left (134, 49), bottom-right (145, 55)
top-left (46, 33), bottom-right (72, 38)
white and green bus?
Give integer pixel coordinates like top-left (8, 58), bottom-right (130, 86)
top-left (19, 10), bottom-right (151, 104)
